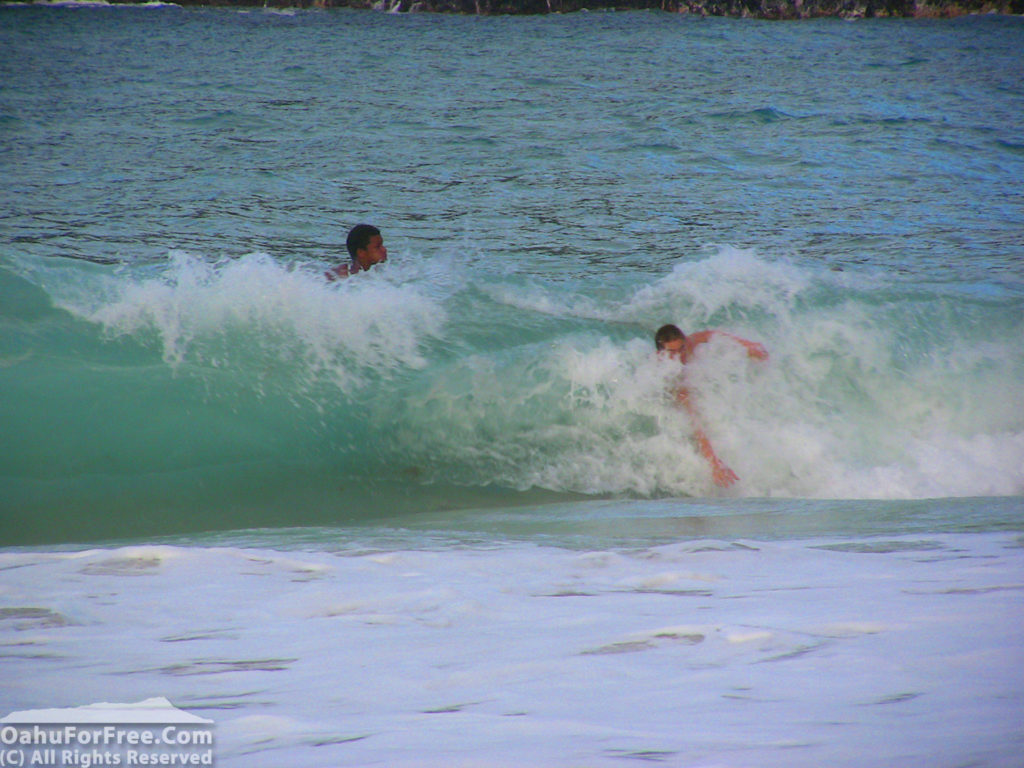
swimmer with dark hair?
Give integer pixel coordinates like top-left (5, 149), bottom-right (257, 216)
top-left (655, 323), bottom-right (768, 488)
top-left (326, 224), bottom-right (388, 280)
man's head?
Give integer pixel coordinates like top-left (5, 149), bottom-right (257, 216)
top-left (655, 324), bottom-right (686, 359)
top-left (346, 224), bottom-right (387, 269)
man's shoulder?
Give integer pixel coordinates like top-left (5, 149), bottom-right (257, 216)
top-left (687, 329), bottom-right (717, 346)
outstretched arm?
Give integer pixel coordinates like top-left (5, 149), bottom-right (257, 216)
top-left (684, 330), bottom-right (768, 362)
top-left (721, 332), bottom-right (769, 361)
top-left (693, 425), bottom-right (739, 487)
top-left (676, 387), bottom-right (738, 488)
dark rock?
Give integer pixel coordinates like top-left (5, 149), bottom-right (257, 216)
top-left (10, 0), bottom-right (1021, 18)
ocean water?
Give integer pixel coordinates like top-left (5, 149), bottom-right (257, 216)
top-left (1, 5), bottom-right (1023, 766)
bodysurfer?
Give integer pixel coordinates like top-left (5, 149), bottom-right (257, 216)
top-left (325, 224), bottom-right (388, 280)
top-left (655, 323), bottom-right (768, 488)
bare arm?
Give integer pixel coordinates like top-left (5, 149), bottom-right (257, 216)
top-left (676, 386), bottom-right (738, 488)
top-left (719, 332), bottom-right (768, 361)
top-left (684, 330), bottom-right (767, 362)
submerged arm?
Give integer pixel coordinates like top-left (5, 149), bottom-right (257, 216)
top-left (325, 264), bottom-right (349, 281)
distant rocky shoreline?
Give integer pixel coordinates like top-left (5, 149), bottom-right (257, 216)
top-left (330, 0), bottom-right (1022, 15)
top-left (10, 0), bottom-right (1023, 16)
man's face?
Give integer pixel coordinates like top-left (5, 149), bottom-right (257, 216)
top-left (357, 234), bottom-right (388, 267)
top-left (658, 338), bottom-right (685, 361)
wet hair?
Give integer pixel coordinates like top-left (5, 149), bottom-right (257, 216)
top-left (346, 224), bottom-right (380, 259)
top-left (654, 324), bottom-right (686, 350)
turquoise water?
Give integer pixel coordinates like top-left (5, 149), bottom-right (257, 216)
top-left (1, 7), bottom-right (1023, 546)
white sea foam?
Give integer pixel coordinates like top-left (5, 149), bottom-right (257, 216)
top-left (58, 251), bottom-right (447, 392)
top-left (448, 248), bottom-right (1024, 500)
top-left (1, 533), bottom-right (1020, 766)
top-left (627, 246), bottom-right (813, 327)
top-left (400, 315), bottom-right (1024, 500)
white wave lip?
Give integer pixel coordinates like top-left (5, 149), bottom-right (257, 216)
top-left (58, 251), bottom-right (448, 391)
top-left (14, 246), bottom-right (1024, 502)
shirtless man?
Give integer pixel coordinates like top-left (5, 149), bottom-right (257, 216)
top-left (655, 323), bottom-right (768, 488)
top-left (325, 224), bottom-right (388, 281)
